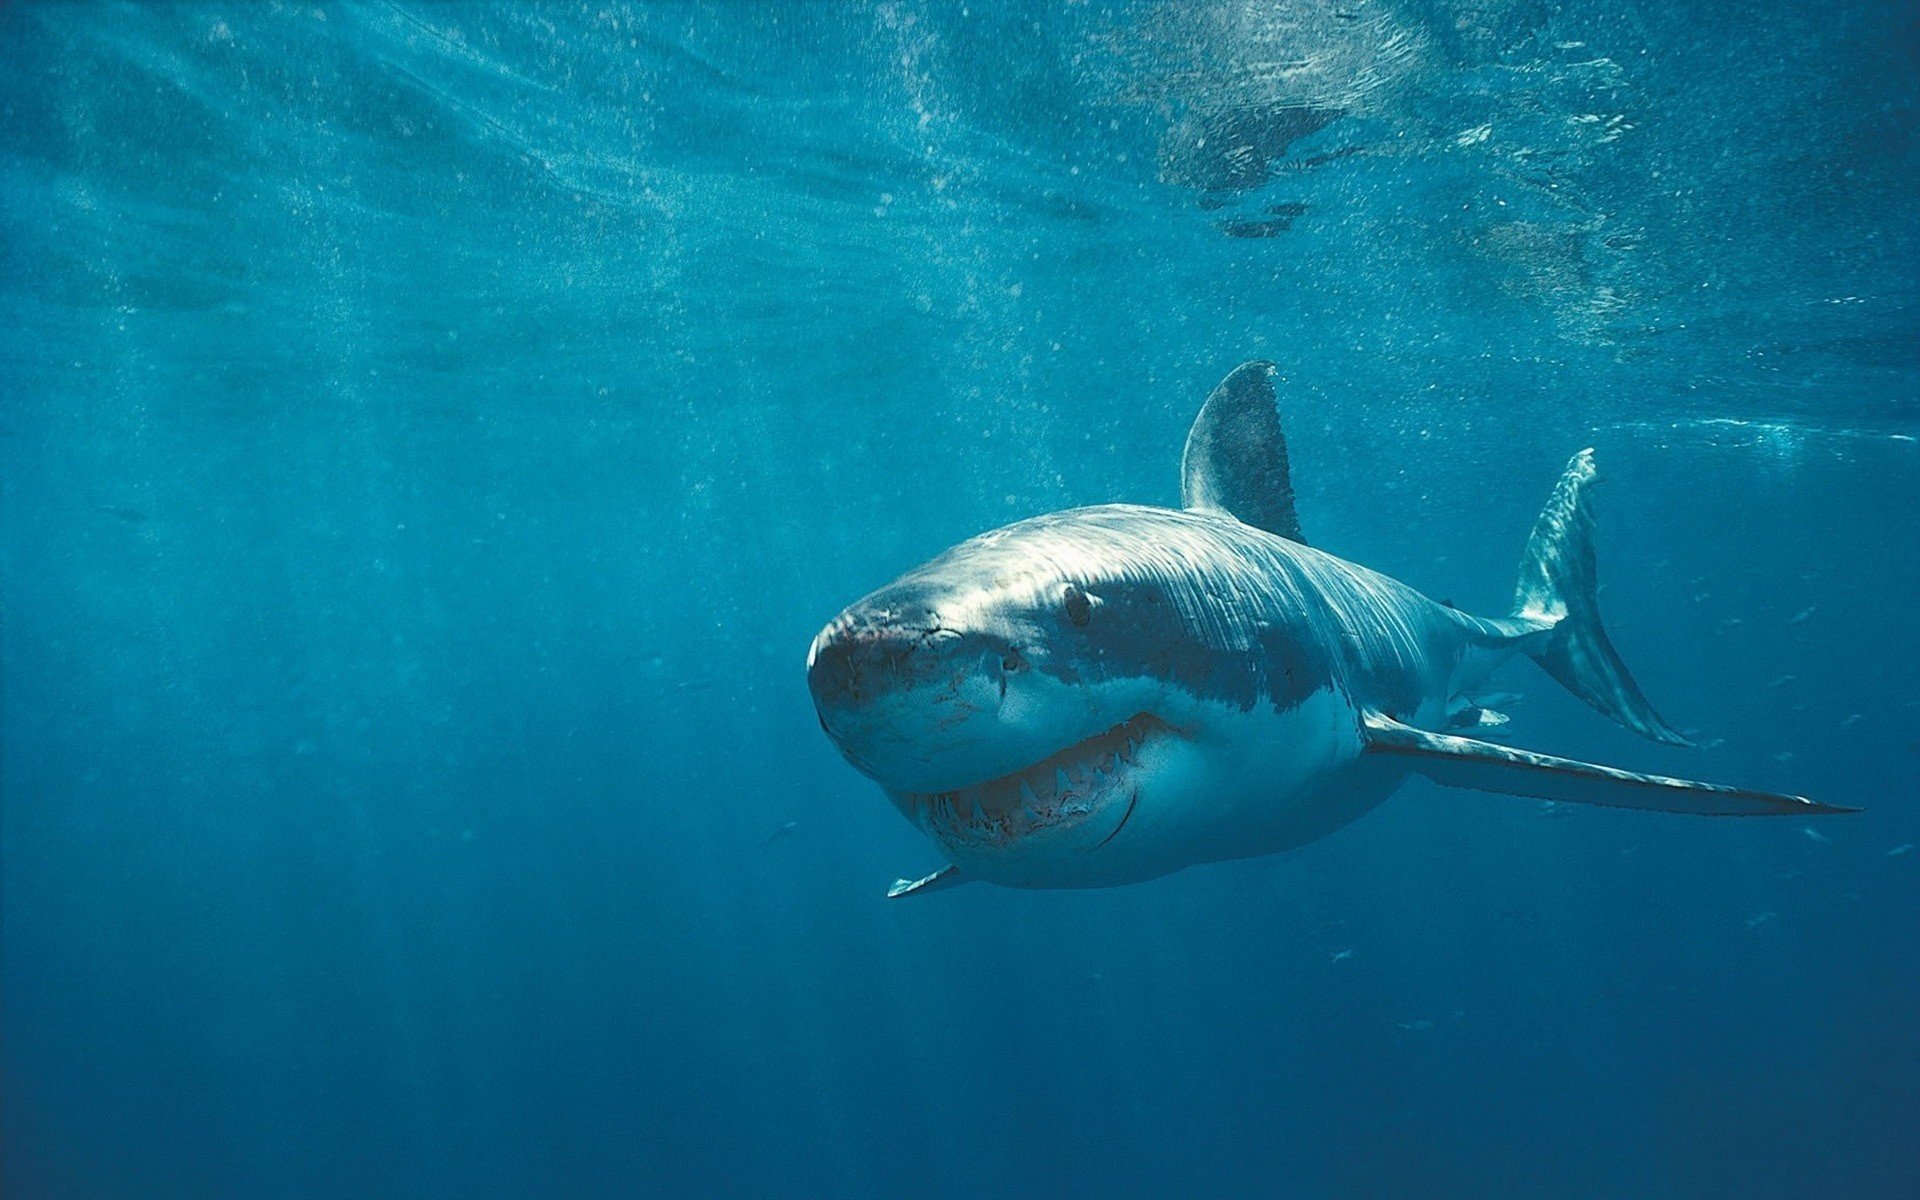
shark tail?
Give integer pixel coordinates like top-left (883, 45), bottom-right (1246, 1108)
top-left (1511, 450), bottom-right (1691, 746)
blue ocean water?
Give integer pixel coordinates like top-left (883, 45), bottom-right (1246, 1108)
top-left (2, 3), bottom-right (1917, 1197)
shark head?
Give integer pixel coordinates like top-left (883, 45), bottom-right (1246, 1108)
top-left (807, 502), bottom-right (1336, 883)
top-left (807, 509), bottom-right (1183, 873)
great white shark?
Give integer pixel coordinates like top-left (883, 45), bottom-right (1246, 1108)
top-left (806, 362), bottom-right (1852, 897)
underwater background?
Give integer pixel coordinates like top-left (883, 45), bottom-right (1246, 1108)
top-left (3, 3), bottom-right (1917, 1197)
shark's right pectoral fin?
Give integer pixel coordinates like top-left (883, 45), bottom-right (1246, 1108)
top-left (1360, 712), bottom-right (1856, 816)
top-left (886, 864), bottom-right (967, 899)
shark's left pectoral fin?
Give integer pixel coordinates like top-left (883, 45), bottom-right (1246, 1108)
top-left (886, 864), bottom-right (967, 899)
top-left (1361, 712), bottom-right (1856, 816)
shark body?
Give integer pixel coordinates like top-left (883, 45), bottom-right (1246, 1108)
top-left (806, 363), bottom-right (1850, 896)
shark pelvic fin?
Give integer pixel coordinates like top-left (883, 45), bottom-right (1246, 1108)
top-left (1445, 702), bottom-right (1511, 735)
top-left (885, 864), bottom-right (966, 899)
top-left (1361, 711), bottom-right (1856, 816)
top-left (1181, 360), bottom-right (1305, 544)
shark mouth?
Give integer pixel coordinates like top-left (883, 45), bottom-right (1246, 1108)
top-left (900, 713), bottom-right (1170, 850)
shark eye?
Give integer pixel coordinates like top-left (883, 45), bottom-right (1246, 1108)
top-left (1062, 583), bottom-right (1092, 628)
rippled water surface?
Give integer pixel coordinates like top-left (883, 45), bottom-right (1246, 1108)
top-left (4, 4), bottom-right (1917, 1198)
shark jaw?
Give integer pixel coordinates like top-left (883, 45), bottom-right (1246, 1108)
top-left (888, 713), bottom-right (1174, 858)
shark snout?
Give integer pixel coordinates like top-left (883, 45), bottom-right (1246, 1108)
top-left (807, 613), bottom-right (962, 707)
top-left (807, 604), bottom-right (1031, 791)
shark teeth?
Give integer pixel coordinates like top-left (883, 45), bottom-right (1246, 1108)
top-left (907, 713), bottom-right (1170, 848)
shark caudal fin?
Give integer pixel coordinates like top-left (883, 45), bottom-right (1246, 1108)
top-left (1513, 450), bottom-right (1690, 746)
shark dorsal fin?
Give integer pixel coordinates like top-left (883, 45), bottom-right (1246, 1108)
top-left (1180, 360), bottom-right (1305, 544)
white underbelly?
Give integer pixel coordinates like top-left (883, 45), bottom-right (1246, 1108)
top-left (1048, 689), bottom-right (1400, 885)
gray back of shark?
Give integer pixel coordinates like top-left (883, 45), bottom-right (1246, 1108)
top-left (806, 362), bottom-right (1853, 897)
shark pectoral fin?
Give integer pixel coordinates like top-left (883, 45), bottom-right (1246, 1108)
top-left (1360, 712), bottom-right (1857, 816)
top-left (886, 864), bottom-right (966, 899)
